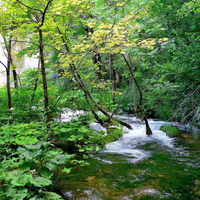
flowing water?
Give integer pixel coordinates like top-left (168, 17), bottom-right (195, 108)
top-left (62, 114), bottom-right (200, 200)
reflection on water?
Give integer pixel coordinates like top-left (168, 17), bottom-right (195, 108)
top-left (63, 116), bottom-right (200, 199)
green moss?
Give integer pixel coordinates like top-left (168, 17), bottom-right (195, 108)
top-left (160, 125), bottom-right (181, 137)
top-left (104, 127), bottom-right (123, 144)
top-left (99, 116), bottom-right (120, 128)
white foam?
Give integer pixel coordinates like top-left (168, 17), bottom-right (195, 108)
top-left (100, 118), bottom-right (174, 163)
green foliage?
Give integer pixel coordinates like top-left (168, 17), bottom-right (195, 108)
top-left (0, 0), bottom-right (200, 197)
top-left (0, 141), bottom-right (72, 199)
top-left (50, 119), bottom-right (107, 153)
top-left (0, 119), bottom-right (109, 199)
top-left (160, 125), bottom-right (181, 137)
top-left (105, 127), bottom-right (123, 144)
top-left (59, 89), bottom-right (89, 110)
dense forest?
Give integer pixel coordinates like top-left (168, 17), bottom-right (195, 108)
top-left (0, 0), bottom-right (199, 199)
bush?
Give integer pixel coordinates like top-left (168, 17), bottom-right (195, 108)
top-left (160, 125), bottom-right (181, 137)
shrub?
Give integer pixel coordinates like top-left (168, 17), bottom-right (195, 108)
top-left (160, 125), bottom-right (181, 137)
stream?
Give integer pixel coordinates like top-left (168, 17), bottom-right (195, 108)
top-left (61, 113), bottom-right (200, 200)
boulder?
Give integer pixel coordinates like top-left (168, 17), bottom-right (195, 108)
top-left (89, 122), bottom-right (106, 134)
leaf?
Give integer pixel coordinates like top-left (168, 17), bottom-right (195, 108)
top-left (42, 191), bottom-right (63, 200)
top-left (30, 177), bottom-right (52, 187)
top-left (11, 174), bottom-right (31, 186)
top-left (46, 162), bottom-right (58, 170)
top-left (61, 167), bottom-right (72, 174)
top-left (25, 143), bottom-right (41, 150)
top-left (56, 154), bottom-right (67, 164)
top-left (85, 145), bottom-right (94, 151)
top-left (17, 147), bottom-right (26, 153)
top-left (41, 168), bottom-right (54, 179)
top-left (22, 151), bottom-right (32, 159)
top-left (6, 188), bottom-right (28, 200)
top-left (15, 136), bottom-right (38, 145)
top-left (79, 127), bottom-right (89, 133)
top-left (17, 188), bottom-right (28, 199)
top-left (60, 128), bottom-right (69, 133)
top-left (19, 162), bottom-right (31, 171)
top-left (68, 135), bottom-right (77, 141)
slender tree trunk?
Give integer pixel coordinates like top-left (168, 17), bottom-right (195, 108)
top-left (31, 59), bottom-right (40, 102)
top-left (109, 53), bottom-right (116, 103)
top-left (6, 70), bottom-right (12, 110)
top-left (1, 38), bottom-right (13, 123)
top-left (12, 69), bottom-right (18, 88)
top-left (132, 81), bottom-right (138, 118)
top-left (39, 28), bottom-right (50, 124)
top-left (143, 114), bottom-right (153, 135)
top-left (92, 53), bottom-right (103, 80)
top-left (7, 40), bottom-right (13, 123)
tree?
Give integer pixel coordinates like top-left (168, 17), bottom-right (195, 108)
top-left (10, 0), bottom-right (54, 124)
top-left (1, 0), bottom-right (175, 133)
top-left (0, 3), bottom-right (17, 122)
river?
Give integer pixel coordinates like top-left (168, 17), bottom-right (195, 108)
top-left (62, 113), bottom-right (200, 200)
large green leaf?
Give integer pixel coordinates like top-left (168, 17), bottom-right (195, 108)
top-left (46, 162), bottom-right (58, 170)
top-left (11, 174), bottom-right (32, 186)
top-left (30, 176), bottom-right (52, 187)
top-left (41, 168), bottom-right (54, 179)
top-left (6, 188), bottom-right (28, 200)
top-left (19, 161), bottom-right (35, 171)
top-left (42, 191), bottom-right (63, 200)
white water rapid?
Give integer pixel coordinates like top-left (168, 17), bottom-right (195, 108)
top-left (99, 116), bottom-right (174, 164)
top-left (58, 109), bottom-right (175, 164)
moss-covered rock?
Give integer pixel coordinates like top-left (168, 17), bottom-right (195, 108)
top-left (91, 116), bottom-right (123, 145)
top-left (103, 127), bottom-right (123, 144)
top-left (101, 117), bottom-right (120, 128)
top-left (160, 125), bottom-right (181, 137)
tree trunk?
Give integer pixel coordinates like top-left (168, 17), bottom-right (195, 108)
top-left (92, 53), bottom-right (103, 80)
top-left (6, 70), bottom-right (12, 110)
top-left (143, 114), bottom-right (152, 135)
top-left (12, 69), bottom-right (18, 88)
top-left (39, 28), bottom-right (50, 124)
top-left (132, 81), bottom-right (138, 118)
top-left (7, 40), bottom-right (13, 123)
top-left (31, 59), bottom-right (40, 102)
top-left (109, 53), bottom-right (116, 103)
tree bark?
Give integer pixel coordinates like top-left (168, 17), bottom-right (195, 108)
top-left (31, 59), bottom-right (40, 102)
top-left (39, 28), bottom-right (50, 124)
top-left (6, 40), bottom-right (13, 123)
top-left (12, 69), bottom-right (18, 88)
top-left (132, 81), bottom-right (138, 118)
top-left (92, 53), bottom-right (103, 80)
top-left (109, 53), bottom-right (116, 103)
top-left (143, 114), bottom-right (153, 135)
